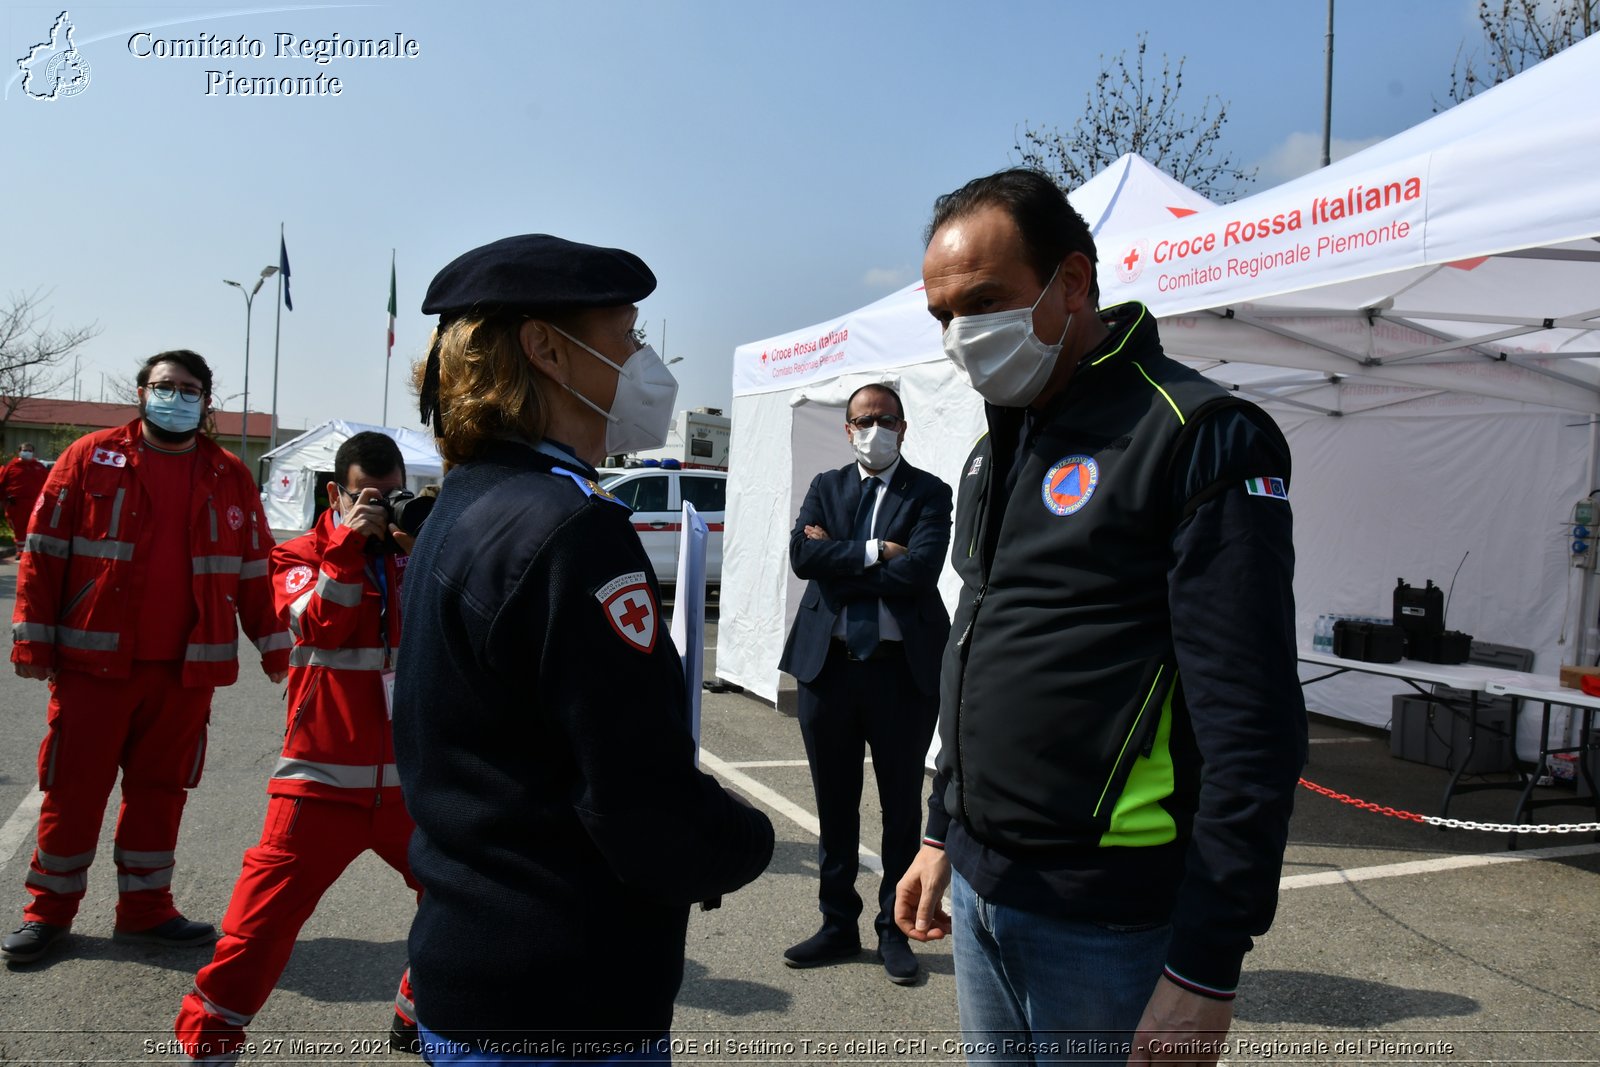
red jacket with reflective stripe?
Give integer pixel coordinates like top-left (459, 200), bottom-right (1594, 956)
top-left (9, 420), bottom-right (290, 684)
top-left (270, 508), bottom-right (406, 806)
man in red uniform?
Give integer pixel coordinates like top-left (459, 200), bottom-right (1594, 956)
top-left (174, 431), bottom-right (421, 1061)
top-left (0, 441), bottom-right (50, 555)
top-left (3, 350), bottom-right (291, 966)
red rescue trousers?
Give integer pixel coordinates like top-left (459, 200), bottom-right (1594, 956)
top-left (26, 661), bottom-right (213, 929)
top-left (173, 795), bottom-right (419, 1059)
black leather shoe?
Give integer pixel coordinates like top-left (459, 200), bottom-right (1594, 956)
top-left (783, 928), bottom-right (861, 968)
top-left (112, 915), bottom-right (216, 947)
top-left (879, 939), bottom-right (920, 985)
top-left (389, 1013), bottom-right (421, 1055)
top-left (2, 921), bottom-right (69, 964)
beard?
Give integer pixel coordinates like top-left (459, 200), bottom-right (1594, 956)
top-left (140, 401), bottom-right (201, 445)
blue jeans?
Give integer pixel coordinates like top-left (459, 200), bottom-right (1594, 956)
top-left (951, 869), bottom-right (1170, 1065)
top-left (418, 1025), bottom-right (671, 1066)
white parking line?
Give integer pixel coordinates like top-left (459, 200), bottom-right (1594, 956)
top-left (723, 759), bottom-right (873, 769)
top-left (0, 786), bottom-right (42, 868)
top-left (1308, 737), bottom-right (1376, 744)
top-left (1280, 841), bottom-right (1600, 890)
top-left (700, 749), bottom-right (884, 875)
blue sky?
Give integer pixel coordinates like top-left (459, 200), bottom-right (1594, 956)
top-left (2, 0), bottom-right (1486, 440)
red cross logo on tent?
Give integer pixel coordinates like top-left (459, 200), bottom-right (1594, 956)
top-left (1116, 238), bottom-right (1149, 285)
top-left (595, 571), bottom-right (657, 653)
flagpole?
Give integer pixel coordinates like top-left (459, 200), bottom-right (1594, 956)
top-left (271, 222), bottom-right (285, 453)
top-left (384, 249), bottom-right (395, 426)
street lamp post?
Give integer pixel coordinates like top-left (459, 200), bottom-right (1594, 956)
top-left (224, 265), bottom-right (278, 459)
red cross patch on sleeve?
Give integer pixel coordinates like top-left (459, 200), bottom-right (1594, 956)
top-left (595, 571), bottom-right (656, 653)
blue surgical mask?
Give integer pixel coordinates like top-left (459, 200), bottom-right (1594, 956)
top-left (143, 393), bottom-right (203, 435)
top-left (18, 450), bottom-right (33, 461)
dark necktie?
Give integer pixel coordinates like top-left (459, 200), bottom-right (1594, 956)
top-left (846, 477), bottom-right (882, 659)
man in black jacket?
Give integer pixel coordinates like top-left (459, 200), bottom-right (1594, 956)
top-left (895, 170), bottom-right (1307, 1065)
top-left (780, 383), bottom-right (951, 985)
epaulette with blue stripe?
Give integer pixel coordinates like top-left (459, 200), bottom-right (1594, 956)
top-left (550, 465), bottom-right (629, 509)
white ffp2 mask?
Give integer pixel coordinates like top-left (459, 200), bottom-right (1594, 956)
top-left (554, 328), bottom-right (679, 456)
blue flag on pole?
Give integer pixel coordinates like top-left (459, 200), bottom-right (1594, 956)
top-left (279, 234), bottom-right (293, 311)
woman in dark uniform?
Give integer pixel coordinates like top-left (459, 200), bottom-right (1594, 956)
top-left (393, 234), bottom-right (774, 1065)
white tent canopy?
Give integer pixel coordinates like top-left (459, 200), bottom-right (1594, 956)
top-left (1097, 32), bottom-right (1600, 416)
top-left (720, 44), bottom-right (1600, 761)
top-left (721, 155), bottom-right (1215, 703)
top-left (260, 419), bottom-right (444, 533)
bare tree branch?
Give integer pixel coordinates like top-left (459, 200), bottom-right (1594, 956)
top-left (1014, 33), bottom-right (1256, 203)
top-left (0, 291), bottom-right (100, 429)
top-left (1442, 0), bottom-right (1595, 108)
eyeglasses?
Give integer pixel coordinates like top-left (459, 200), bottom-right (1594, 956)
top-left (847, 414), bottom-right (903, 431)
top-left (146, 382), bottom-right (205, 403)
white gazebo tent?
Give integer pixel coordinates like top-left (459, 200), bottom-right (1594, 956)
top-left (719, 39), bottom-right (1600, 760)
top-left (719, 155), bottom-right (1217, 705)
top-left (259, 419), bottom-right (444, 535)
top-left (1090, 34), bottom-right (1600, 752)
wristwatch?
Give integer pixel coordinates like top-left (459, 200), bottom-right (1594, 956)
top-left (876, 538), bottom-right (886, 563)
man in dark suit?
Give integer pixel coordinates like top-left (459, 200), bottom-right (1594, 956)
top-left (779, 383), bottom-right (952, 985)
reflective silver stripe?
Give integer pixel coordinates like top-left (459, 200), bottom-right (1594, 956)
top-left (195, 985), bottom-right (255, 1027)
top-left (59, 627), bottom-right (120, 651)
top-left (255, 631), bottom-right (292, 653)
top-left (288, 646), bottom-right (387, 671)
top-left (113, 847), bottom-right (175, 868)
top-left (315, 570), bottom-right (364, 607)
top-left (185, 643), bottom-right (236, 663)
top-left (26, 869), bottom-right (88, 895)
top-left (22, 533), bottom-right (69, 558)
top-left (240, 558), bottom-right (269, 579)
top-left (194, 555), bottom-right (243, 575)
top-left (13, 622), bottom-right (56, 642)
top-left (208, 503), bottom-right (219, 542)
top-left (271, 757), bottom-right (396, 790)
top-left (107, 487), bottom-right (126, 538)
top-left (118, 868), bottom-right (175, 892)
top-left (287, 590), bottom-right (314, 638)
top-left (395, 989), bottom-right (415, 1016)
top-left (37, 848), bottom-right (96, 871)
top-left (71, 537), bottom-right (135, 561)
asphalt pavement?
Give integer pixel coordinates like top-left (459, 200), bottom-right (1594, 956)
top-left (0, 571), bottom-right (1597, 1065)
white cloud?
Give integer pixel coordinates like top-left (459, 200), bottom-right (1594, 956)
top-left (1254, 131), bottom-right (1388, 186)
top-left (862, 266), bottom-right (912, 289)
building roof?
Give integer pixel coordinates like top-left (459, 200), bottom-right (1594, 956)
top-left (3, 398), bottom-right (272, 440)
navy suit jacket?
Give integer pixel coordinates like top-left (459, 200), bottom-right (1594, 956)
top-left (778, 458), bottom-right (953, 694)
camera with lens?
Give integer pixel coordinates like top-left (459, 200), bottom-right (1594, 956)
top-left (369, 488), bottom-right (434, 555)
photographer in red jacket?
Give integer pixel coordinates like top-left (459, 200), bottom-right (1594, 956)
top-left (175, 431), bottom-right (422, 1061)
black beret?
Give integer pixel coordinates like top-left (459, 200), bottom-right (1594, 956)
top-left (421, 233), bottom-right (656, 319)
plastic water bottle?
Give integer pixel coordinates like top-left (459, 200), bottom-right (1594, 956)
top-left (1313, 615), bottom-right (1331, 652)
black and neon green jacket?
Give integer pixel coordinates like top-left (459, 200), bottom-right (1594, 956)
top-left (926, 302), bottom-right (1307, 996)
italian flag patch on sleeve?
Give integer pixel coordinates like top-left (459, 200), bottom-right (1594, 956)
top-left (1244, 476), bottom-right (1288, 500)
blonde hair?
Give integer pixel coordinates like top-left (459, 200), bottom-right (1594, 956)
top-left (414, 314), bottom-right (551, 465)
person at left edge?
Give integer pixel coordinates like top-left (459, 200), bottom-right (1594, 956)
top-left (394, 233), bottom-right (775, 1065)
top-left (3, 350), bottom-right (291, 967)
top-left (174, 431), bottom-right (423, 1064)
top-left (0, 441), bottom-right (50, 558)
top-left (779, 383), bottom-right (951, 985)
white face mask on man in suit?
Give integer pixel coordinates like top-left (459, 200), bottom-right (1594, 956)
top-left (851, 425), bottom-right (900, 471)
